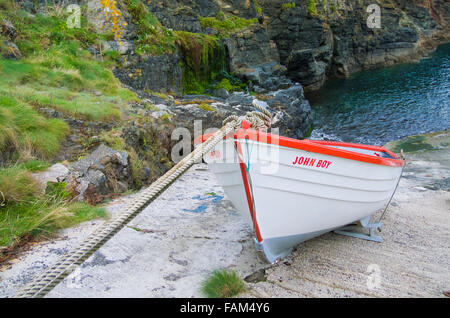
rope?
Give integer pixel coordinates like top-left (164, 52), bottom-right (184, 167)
top-left (377, 150), bottom-right (406, 225)
top-left (14, 100), bottom-right (272, 298)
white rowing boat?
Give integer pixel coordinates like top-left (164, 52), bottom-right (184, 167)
top-left (198, 124), bottom-right (405, 263)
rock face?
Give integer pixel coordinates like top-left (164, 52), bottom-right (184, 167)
top-left (261, 0), bottom-right (449, 90)
top-left (114, 54), bottom-right (183, 94)
top-left (65, 144), bottom-right (131, 204)
top-left (147, 0), bottom-right (220, 32)
top-left (111, 0), bottom-right (449, 92)
top-left (225, 24), bottom-right (280, 77)
top-left (13, 1), bottom-right (449, 93)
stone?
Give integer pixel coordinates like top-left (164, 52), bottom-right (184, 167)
top-left (225, 24), bottom-right (280, 76)
top-left (213, 88), bottom-right (230, 100)
top-left (65, 144), bottom-right (132, 202)
top-left (101, 41), bottom-right (135, 55)
top-left (114, 54), bottom-right (183, 95)
top-left (0, 19), bottom-right (17, 41)
top-left (1, 41), bottom-right (21, 60)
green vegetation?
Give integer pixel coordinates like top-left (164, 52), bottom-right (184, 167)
top-left (253, 0), bottom-right (262, 16)
top-left (123, 1), bottom-right (253, 94)
top-left (201, 269), bottom-right (245, 298)
top-left (389, 135), bottom-right (434, 153)
top-left (199, 13), bottom-right (258, 38)
top-left (0, 90), bottom-right (70, 161)
top-left (215, 78), bottom-right (246, 93)
top-left (198, 103), bottom-right (215, 112)
top-left (282, 2), bottom-right (296, 11)
top-left (123, 0), bottom-right (177, 55)
top-left (0, 4), bottom-right (137, 162)
top-left (175, 31), bottom-right (225, 94)
top-left (0, 165), bottom-right (106, 250)
top-left (0, 2), bottom-right (132, 254)
top-left (307, 0), bottom-right (318, 15)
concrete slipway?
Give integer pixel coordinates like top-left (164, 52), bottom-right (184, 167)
top-left (0, 133), bottom-right (449, 298)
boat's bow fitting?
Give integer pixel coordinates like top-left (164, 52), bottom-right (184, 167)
top-left (334, 217), bottom-right (383, 243)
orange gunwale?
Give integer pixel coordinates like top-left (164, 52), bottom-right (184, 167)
top-left (195, 128), bottom-right (405, 168)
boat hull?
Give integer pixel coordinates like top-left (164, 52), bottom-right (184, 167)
top-left (202, 130), bottom-right (404, 263)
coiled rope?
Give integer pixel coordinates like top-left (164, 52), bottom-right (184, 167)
top-left (14, 101), bottom-right (272, 298)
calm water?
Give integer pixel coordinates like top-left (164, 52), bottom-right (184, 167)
top-left (308, 43), bottom-right (450, 145)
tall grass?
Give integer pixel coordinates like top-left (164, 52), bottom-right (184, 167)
top-left (201, 269), bottom-right (245, 298)
top-left (0, 4), bottom-right (137, 161)
top-left (0, 165), bottom-right (107, 249)
top-left (0, 90), bottom-right (70, 160)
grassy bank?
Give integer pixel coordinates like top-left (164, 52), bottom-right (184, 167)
top-left (0, 3), bottom-right (137, 162)
top-left (0, 2), bottom-right (132, 255)
top-left (0, 163), bottom-right (106, 257)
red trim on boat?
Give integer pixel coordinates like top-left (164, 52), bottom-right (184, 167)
top-left (234, 141), bottom-right (263, 243)
top-left (195, 129), bottom-right (405, 168)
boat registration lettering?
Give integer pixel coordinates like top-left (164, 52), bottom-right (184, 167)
top-left (292, 156), bottom-right (332, 169)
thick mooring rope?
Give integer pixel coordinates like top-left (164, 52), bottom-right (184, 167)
top-left (14, 102), bottom-right (272, 298)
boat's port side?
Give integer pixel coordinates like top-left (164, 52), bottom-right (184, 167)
top-left (203, 135), bottom-right (404, 263)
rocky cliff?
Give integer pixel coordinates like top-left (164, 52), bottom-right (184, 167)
top-left (13, 0), bottom-right (449, 93)
top-left (98, 0), bottom-right (449, 93)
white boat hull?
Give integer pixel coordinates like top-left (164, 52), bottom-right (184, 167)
top-left (202, 131), bottom-right (404, 263)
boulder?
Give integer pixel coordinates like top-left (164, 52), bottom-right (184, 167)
top-left (65, 144), bottom-right (131, 204)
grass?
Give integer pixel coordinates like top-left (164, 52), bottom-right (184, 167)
top-left (199, 13), bottom-right (258, 38)
top-left (282, 2), bottom-right (296, 11)
top-left (201, 269), bottom-right (245, 298)
top-left (0, 3), bottom-right (138, 161)
top-left (198, 103), bottom-right (215, 112)
top-left (0, 165), bottom-right (41, 203)
top-left (0, 90), bottom-right (70, 161)
top-left (124, 0), bottom-right (177, 56)
top-left (215, 78), bottom-right (246, 92)
top-left (0, 164), bottom-right (107, 250)
top-left (175, 31), bottom-right (225, 94)
top-left (0, 199), bottom-right (107, 248)
top-left (0, 2), bottom-right (139, 254)
top-left (307, 0), bottom-right (318, 15)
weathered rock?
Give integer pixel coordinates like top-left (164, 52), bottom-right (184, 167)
top-left (239, 61), bottom-right (293, 92)
top-left (261, 0), bottom-right (449, 90)
top-left (65, 144), bottom-right (131, 204)
top-left (146, 0), bottom-right (219, 32)
top-left (264, 84), bottom-right (313, 139)
top-left (171, 84), bottom-right (313, 140)
top-left (114, 54), bottom-right (183, 95)
top-left (213, 88), bottom-right (230, 99)
top-left (101, 40), bottom-right (135, 55)
top-left (1, 41), bottom-right (21, 60)
top-left (0, 19), bottom-right (17, 41)
top-left (225, 24), bottom-right (280, 76)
